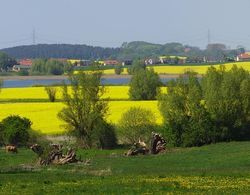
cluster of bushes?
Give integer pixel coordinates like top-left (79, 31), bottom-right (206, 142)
top-left (159, 65), bottom-right (250, 147)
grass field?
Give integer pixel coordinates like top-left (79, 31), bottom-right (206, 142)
top-left (0, 101), bottom-right (161, 134)
top-left (0, 142), bottom-right (249, 193)
top-left (102, 62), bottom-right (250, 75)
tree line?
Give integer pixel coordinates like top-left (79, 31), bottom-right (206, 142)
top-left (1, 42), bottom-right (245, 61)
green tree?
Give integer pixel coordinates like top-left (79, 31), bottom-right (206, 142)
top-left (0, 79), bottom-right (2, 93)
top-left (202, 65), bottom-right (250, 141)
top-left (45, 86), bottom-right (57, 102)
top-left (31, 59), bottom-right (70, 75)
top-left (159, 72), bottom-right (214, 146)
top-left (58, 71), bottom-right (108, 148)
top-left (114, 65), bottom-right (123, 75)
top-left (0, 52), bottom-right (16, 71)
top-left (129, 68), bottom-right (161, 100)
top-left (1, 115), bottom-right (31, 146)
top-left (127, 59), bottom-right (145, 75)
top-left (118, 107), bottom-right (156, 144)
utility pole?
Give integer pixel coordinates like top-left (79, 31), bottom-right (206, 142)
top-left (32, 28), bottom-right (36, 45)
top-left (207, 29), bottom-right (211, 45)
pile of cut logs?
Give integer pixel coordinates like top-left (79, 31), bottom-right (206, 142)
top-left (30, 144), bottom-right (80, 165)
top-left (125, 132), bottom-right (166, 156)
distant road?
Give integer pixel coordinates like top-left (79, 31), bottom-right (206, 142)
top-left (0, 74), bottom-right (184, 81)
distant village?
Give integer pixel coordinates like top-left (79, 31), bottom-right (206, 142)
top-left (11, 51), bottom-right (250, 73)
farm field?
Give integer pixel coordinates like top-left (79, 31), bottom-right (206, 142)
top-left (0, 101), bottom-right (162, 134)
top-left (0, 142), bottom-right (249, 193)
top-left (0, 86), bottom-right (131, 101)
top-left (102, 62), bottom-right (250, 75)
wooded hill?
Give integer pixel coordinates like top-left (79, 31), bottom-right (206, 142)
top-left (1, 41), bottom-right (244, 61)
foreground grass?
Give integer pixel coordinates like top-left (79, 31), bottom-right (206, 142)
top-left (0, 142), bottom-right (249, 194)
top-left (0, 101), bottom-right (162, 134)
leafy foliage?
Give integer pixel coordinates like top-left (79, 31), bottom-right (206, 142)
top-left (159, 65), bottom-right (250, 147)
top-left (114, 65), bottom-right (123, 75)
top-left (31, 59), bottom-right (71, 75)
top-left (129, 68), bottom-right (161, 100)
top-left (0, 52), bottom-right (16, 71)
top-left (0, 79), bottom-right (2, 93)
top-left (118, 107), bottom-right (156, 144)
top-left (44, 86), bottom-right (57, 102)
top-left (58, 71), bottom-right (108, 148)
top-left (202, 65), bottom-right (250, 141)
top-left (0, 115), bottom-right (31, 146)
top-left (94, 120), bottom-right (117, 149)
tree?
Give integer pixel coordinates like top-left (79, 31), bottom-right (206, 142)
top-left (118, 107), bottom-right (156, 144)
top-left (58, 71), bottom-right (108, 148)
top-left (31, 59), bottom-right (70, 75)
top-left (127, 59), bottom-right (145, 75)
top-left (129, 68), bottom-right (161, 100)
top-left (159, 72), bottom-right (214, 147)
top-left (45, 86), bottom-right (57, 102)
top-left (0, 52), bottom-right (16, 71)
top-left (0, 115), bottom-right (31, 146)
top-left (0, 79), bottom-right (2, 93)
top-left (202, 65), bottom-right (250, 141)
top-left (114, 65), bottom-right (123, 75)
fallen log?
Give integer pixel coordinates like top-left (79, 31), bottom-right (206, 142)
top-left (30, 144), bottom-right (81, 165)
top-left (150, 132), bottom-right (166, 154)
top-left (125, 139), bottom-right (149, 156)
top-left (125, 132), bottom-right (167, 156)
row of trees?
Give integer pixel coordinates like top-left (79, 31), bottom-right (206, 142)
top-left (56, 61), bottom-right (249, 148)
top-left (159, 66), bottom-right (250, 146)
top-left (31, 59), bottom-right (72, 75)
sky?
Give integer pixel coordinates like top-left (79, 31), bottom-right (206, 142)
top-left (1, 0), bottom-right (250, 49)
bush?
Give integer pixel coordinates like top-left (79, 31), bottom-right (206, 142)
top-left (0, 115), bottom-right (32, 146)
top-left (45, 86), bottom-right (57, 102)
top-left (114, 65), bottom-right (123, 75)
top-left (17, 69), bottom-right (29, 76)
top-left (118, 107), bottom-right (156, 144)
top-left (94, 120), bottom-right (117, 149)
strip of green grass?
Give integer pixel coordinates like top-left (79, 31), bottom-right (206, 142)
top-left (0, 142), bottom-right (249, 193)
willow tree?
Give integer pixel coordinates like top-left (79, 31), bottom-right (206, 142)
top-left (58, 71), bottom-right (108, 148)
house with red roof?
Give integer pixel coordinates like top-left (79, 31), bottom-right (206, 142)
top-left (236, 52), bottom-right (250, 61)
top-left (18, 59), bottom-right (33, 66)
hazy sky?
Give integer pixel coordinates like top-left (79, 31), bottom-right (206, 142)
top-left (1, 0), bottom-right (250, 49)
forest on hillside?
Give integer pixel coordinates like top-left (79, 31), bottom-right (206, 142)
top-left (1, 42), bottom-right (245, 61)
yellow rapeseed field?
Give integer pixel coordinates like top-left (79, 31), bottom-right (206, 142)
top-left (0, 101), bottom-right (161, 134)
top-left (0, 86), bottom-right (130, 101)
top-left (102, 62), bottom-right (250, 75)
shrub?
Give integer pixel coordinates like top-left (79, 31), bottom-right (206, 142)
top-left (45, 86), bottom-right (57, 102)
top-left (94, 120), bottom-right (117, 149)
top-left (118, 107), bottom-right (156, 144)
top-left (1, 115), bottom-right (32, 146)
top-left (18, 69), bottom-right (29, 76)
top-left (114, 65), bottom-right (123, 75)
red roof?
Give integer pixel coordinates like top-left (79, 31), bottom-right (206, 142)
top-left (18, 59), bottom-right (33, 66)
top-left (238, 53), bottom-right (250, 59)
top-left (104, 60), bottom-right (119, 65)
